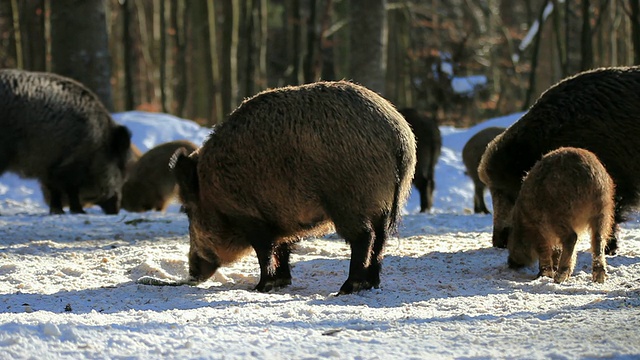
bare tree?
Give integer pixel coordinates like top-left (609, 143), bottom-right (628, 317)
top-left (18, 0), bottom-right (46, 71)
top-left (0, 0), bottom-right (18, 69)
top-left (631, 0), bottom-right (640, 64)
top-left (349, 0), bottom-right (387, 95)
top-left (50, 0), bottom-right (114, 111)
top-left (580, 0), bottom-right (593, 70)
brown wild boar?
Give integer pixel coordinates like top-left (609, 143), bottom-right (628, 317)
top-left (0, 69), bottom-right (132, 214)
top-left (398, 108), bottom-right (441, 212)
top-left (507, 147), bottom-right (614, 284)
top-left (478, 66), bottom-right (640, 254)
top-left (122, 140), bottom-right (198, 212)
top-left (462, 127), bottom-right (505, 214)
top-left (170, 81), bottom-right (416, 295)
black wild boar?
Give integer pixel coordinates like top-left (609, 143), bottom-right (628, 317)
top-left (507, 147), bottom-right (614, 284)
top-left (122, 140), bottom-right (198, 212)
top-left (398, 108), bottom-right (441, 212)
top-left (478, 66), bottom-right (640, 254)
top-left (462, 127), bottom-right (505, 214)
top-left (0, 69), bottom-right (132, 215)
top-left (40, 143), bottom-right (142, 212)
top-left (170, 81), bottom-right (416, 295)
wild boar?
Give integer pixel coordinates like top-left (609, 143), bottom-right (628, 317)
top-left (40, 143), bottom-right (142, 212)
top-left (462, 127), bottom-right (505, 214)
top-left (122, 140), bottom-right (198, 212)
top-left (507, 147), bottom-right (614, 284)
top-left (398, 108), bottom-right (441, 212)
top-left (0, 69), bottom-right (132, 215)
top-left (170, 80), bottom-right (416, 295)
top-left (478, 66), bottom-right (640, 254)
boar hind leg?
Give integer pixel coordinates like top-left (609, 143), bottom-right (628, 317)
top-left (334, 217), bottom-right (376, 295)
top-left (367, 213), bottom-right (392, 289)
top-left (591, 218), bottom-right (609, 283)
top-left (473, 182), bottom-right (490, 214)
top-left (554, 232), bottom-right (578, 283)
top-left (605, 221), bottom-right (620, 256)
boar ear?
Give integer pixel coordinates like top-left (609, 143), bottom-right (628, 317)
top-left (171, 148), bottom-right (200, 205)
top-left (111, 125), bottom-right (132, 156)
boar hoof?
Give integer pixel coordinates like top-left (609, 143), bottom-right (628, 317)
top-left (592, 269), bottom-right (607, 283)
top-left (493, 227), bottom-right (510, 248)
top-left (255, 277), bottom-right (291, 292)
top-left (338, 279), bottom-right (373, 295)
top-left (605, 236), bottom-right (618, 256)
top-left (553, 269), bottom-right (570, 283)
top-left (537, 266), bottom-right (555, 279)
top-left (49, 208), bottom-right (65, 215)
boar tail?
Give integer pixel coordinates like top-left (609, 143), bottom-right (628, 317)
top-left (388, 150), bottom-right (411, 236)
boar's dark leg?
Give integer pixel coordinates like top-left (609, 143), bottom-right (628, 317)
top-left (335, 219), bottom-right (376, 295)
top-left (414, 177), bottom-right (429, 213)
top-left (46, 185), bottom-right (65, 214)
top-left (605, 222), bottom-right (620, 256)
top-left (240, 221), bottom-right (283, 292)
top-left (251, 237), bottom-right (291, 292)
top-left (367, 214), bottom-right (390, 289)
top-left (272, 241), bottom-right (294, 288)
top-left (66, 187), bottom-right (86, 214)
top-left (474, 183), bottom-right (490, 214)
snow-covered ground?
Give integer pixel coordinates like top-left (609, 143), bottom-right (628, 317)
top-left (1, 111), bottom-right (639, 359)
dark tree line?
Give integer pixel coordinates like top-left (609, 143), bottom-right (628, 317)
top-left (1, 0), bottom-right (640, 127)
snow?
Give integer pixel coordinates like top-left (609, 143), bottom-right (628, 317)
top-left (1, 110), bottom-right (639, 359)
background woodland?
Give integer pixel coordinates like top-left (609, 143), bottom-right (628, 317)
top-left (1, 0), bottom-right (639, 127)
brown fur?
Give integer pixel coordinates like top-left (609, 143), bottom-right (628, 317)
top-left (172, 80), bottom-right (416, 294)
top-left (507, 147), bottom-right (614, 283)
top-left (0, 69), bottom-right (132, 215)
top-left (478, 66), bottom-right (640, 253)
top-left (122, 140), bottom-right (198, 212)
top-left (398, 108), bottom-right (442, 212)
top-left (462, 127), bottom-right (505, 214)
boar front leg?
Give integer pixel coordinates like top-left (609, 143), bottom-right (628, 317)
top-left (252, 240), bottom-right (286, 293)
top-left (46, 185), bottom-right (65, 214)
top-left (66, 187), bottom-right (86, 214)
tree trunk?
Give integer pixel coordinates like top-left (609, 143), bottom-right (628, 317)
top-left (523, 0), bottom-right (550, 110)
top-left (0, 0), bottom-right (18, 68)
top-left (221, 0), bottom-right (239, 116)
top-left (18, 0), bottom-right (46, 71)
top-left (171, 0), bottom-right (187, 117)
top-left (50, 0), bottom-right (114, 111)
top-left (349, 0), bottom-right (387, 95)
top-left (121, 0), bottom-right (135, 110)
top-left (631, 0), bottom-right (640, 64)
top-left (207, 1), bottom-right (222, 124)
top-left (159, 0), bottom-right (168, 113)
top-left (580, 0), bottom-right (593, 71)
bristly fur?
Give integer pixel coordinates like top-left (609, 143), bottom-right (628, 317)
top-left (0, 68), bottom-right (132, 215)
top-left (478, 66), bottom-right (640, 253)
top-left (398, 108), bottom-right (441, 213)
top-left (462, 127), bottom-right (505, 214)
top-left (507, 147), bottom-right (614, 283)
top-left (173, 80), bottom-right (416, 295)
top-left (122, 140), bottom-right (198, 212)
